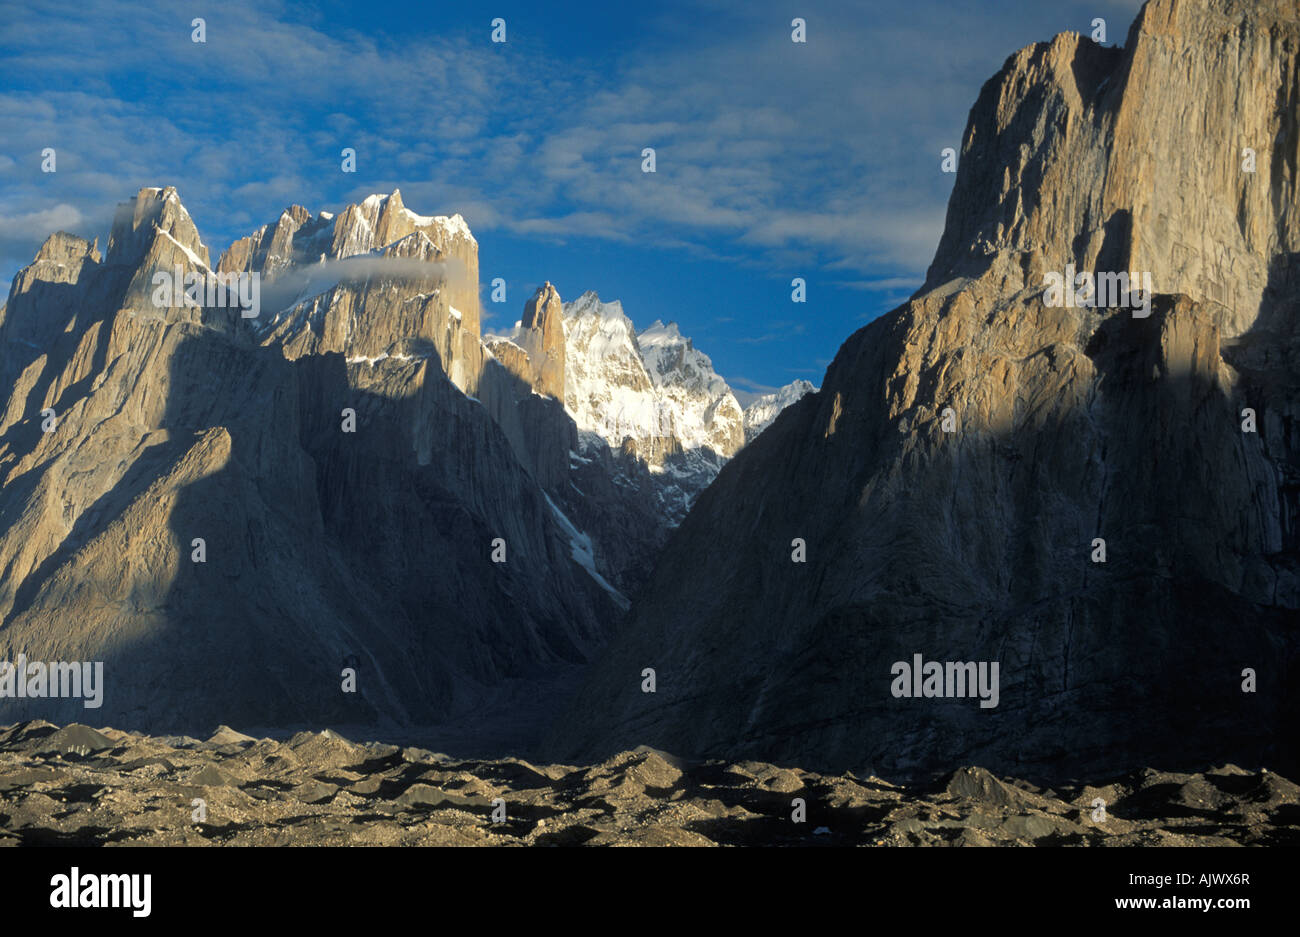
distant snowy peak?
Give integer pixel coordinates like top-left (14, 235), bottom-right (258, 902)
top-left (560, 293), bottom-right (643, 379)
top-left (637, 319), bottom-right (732, 400)
top-left (742, 379), bottom-right (817, 442)
top-left (564, 290), bottom-right (628, 322)
top-left (562, 291), bottom-right (663, 457)
top-left (562, 292), bottom-right (744, 465)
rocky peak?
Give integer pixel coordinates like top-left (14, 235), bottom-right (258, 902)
top-left (217, 191), bottom-right (486, 375)
top-left (1, 232), bottom-right (105, 370)
top-left (929, 0), bottom-right (1300, 338)
top-left (520, 282), bottom-right (566, 400)
top-left (32, 231), bottom-right (100, 268)
top-left (222, 191), bottom-right (481, 340)
top-left (326, 202), bottom-right (375, 260)
top-left (523, 282), bottom-right (562, 331)
top-left (486, 282), bottom-right (567, 401)
top-left (372, 189), bottom-right (413, 248)
top-left (106, 186), bottom-right (209, 270)
top-left (0, 184), bottom-right (621, 737)
top-left (98, 186), bottom-right (240, 329)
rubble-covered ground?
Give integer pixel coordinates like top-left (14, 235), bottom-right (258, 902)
top-left (1, 722), bottom-right (1296, 846)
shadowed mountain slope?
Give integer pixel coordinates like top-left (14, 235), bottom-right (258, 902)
top-left (551, 0), bottom-right (1300, 782)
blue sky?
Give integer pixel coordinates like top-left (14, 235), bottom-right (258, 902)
top-left (0, 0), bottom-right (1142, 397)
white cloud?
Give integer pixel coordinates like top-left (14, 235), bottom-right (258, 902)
top-left (0, 203), bottom-right (84, 252)
top-left (0, 0), bottom-right (1151, 287)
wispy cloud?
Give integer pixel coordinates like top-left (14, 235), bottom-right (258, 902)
top-left (0, 202), bottom-right (84, 252)
top-left (737, 321), bottom-right (807, 344)
top-left (730, 376), bottom-right (782, 395)
top-left (2, 0), bottom-right (1148, 339)
top-left (836, 276), bottom-right (925, 293)
top-left (0, 0), bottom-right (1015, 282)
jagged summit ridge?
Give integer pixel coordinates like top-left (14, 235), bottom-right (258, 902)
top-left (562, 291), bottom-right (744, 464)
top-left (219, 188), bottom-right (481, 341)
top-left (107, 185), bottom-right (210, 270)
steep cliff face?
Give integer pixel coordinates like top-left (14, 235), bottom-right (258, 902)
top-left (481, 283), bottom-right (575, 493)
top-left (0, 187), bottom-right (620, 734)
top-left (929, 0), bottom-right (1299, 337)
top-left (553, 0), bottom-right (1300, 781)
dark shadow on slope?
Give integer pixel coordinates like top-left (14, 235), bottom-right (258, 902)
top-left (0, 282), bottom-right (624, 745)
top-left (550, 269), bottom-right (1300, 785)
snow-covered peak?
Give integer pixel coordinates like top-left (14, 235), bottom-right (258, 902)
top-left (428, 212), bottom-right (476, 245)
top-left (563, 294), bottom-right (744, 466)
top-left (638, 319), bottom-right (681, 344)
top-left (565, 290), bottom-right (628, 321)
top-left (637, 319), bottom-right (730, 399)
top-left (221, 192), bottom-right (478, 278)
top-left (348, 192), bottom-right (477, 249)
top-left (562, 293), bottom-right (655, 445)
top-left (741, 379), bottom-right (817, 442)
top-left (399, 206), bottom-right (476, 246)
